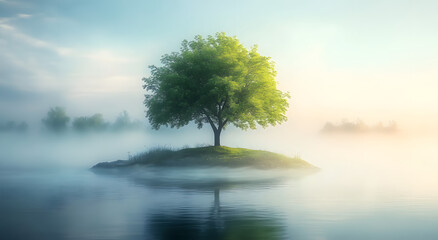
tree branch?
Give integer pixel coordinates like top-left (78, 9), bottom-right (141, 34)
top-left (202, 109), bottom-right (217, 132)
top-left (222, 118), bottom-right (228, 127)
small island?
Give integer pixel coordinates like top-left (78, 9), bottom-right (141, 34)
top-left (93, 34), bottom-right (317, 171)
top-left (92, 146), bottom-right (317, 170)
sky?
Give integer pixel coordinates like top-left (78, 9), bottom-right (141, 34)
top-left (1, 0), bottom-right (438, 135)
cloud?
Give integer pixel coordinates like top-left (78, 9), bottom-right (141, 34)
top-left (1, 15), bottom-right (135, 62)
top-left (0, 15), bottom-right (73, 101)
top-left (0, 13), bottom-right (32, 25)
top-left (17, 13), bottom-right (31, 18)
top-left (0, 23), bottom-right (73, 56)
top-left (0, 17), bottom-right (9, 24)
top-left (0, 13), bottom-right (73, 56)
top-left (0, 9), bottom-right (144, 121)
top-left (0, 23), bottom-right (14, 30)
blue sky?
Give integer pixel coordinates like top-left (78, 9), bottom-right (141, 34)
top-left (1, 0), bottom-right (438, 133)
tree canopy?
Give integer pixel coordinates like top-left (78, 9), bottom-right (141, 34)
top-left (143, 32), bottom-right (290, 146)
top-left (72, 114), bottom-right (107, 132)
top-left (42, 106), bottom-right (70, 132)
top-left (0, 121), bottom-right (28, 133)
top-left (112, 110), bottom-right (142, 131)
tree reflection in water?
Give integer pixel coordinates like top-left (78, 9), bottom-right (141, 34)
top-left (92, 168), bottom-right (312, 239)
top-left (145, 188), bottom-right (285, 240)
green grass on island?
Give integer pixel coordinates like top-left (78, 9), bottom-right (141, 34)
top-left (92, 146), bottom-right (317, 170)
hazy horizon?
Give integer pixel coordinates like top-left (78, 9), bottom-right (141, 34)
top-left (1, 0), bottom-right (438, 137)
top-left (1, 0), bottom-right (437, 177)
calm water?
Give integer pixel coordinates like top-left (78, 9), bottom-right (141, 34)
top-left (1, 166), bottom-right (437, 240)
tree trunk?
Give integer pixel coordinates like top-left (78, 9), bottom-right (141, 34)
top-left (214, 129), bottom-right (221, 146)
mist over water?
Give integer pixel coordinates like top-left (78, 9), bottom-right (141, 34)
top-left (0, 131), bottom-right (147, 169)
top-left (2, 0), bottom-right (438, 238)
top-left (1, 121), bottom-right (437, 188)
top-left (1, 121), bottom-right (438, 239)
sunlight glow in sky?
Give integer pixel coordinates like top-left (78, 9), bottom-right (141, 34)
top-left (1, 0), bottom-right (438, 135)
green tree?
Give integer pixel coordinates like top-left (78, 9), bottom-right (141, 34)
top-left (112, 110), bottom-right (142, 131)
top-left (0, 121), bottom-right (28, 133)
top-left (72, 113), bottom-right (107, 132)
top-left (143, 33), bottom-right (290, 146)
top-left (42, 107), bottom-right (70, 132)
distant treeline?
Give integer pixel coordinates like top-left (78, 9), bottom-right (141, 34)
top-left (321, 120), bottom-right (397, 134)
top-left (0, 121), bottom-right (28, 133)
top-left (42, 107), bottom-right (143, 133)
top-left (1, 107), bottom-right (143, 134)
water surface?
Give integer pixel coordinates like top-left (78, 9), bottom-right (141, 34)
top-left (1, 165), bottom-right (437, 240)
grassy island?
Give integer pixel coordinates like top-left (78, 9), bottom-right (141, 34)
top-left (92, 146), bottom-right (317, 170)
